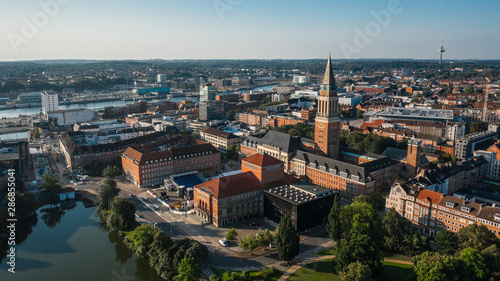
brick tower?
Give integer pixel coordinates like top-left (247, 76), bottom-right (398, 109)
top-left (314, 54), bottom-right (341, 159)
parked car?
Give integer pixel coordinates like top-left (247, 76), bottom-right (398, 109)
top-left (219, 239), bottom-right (228, 247)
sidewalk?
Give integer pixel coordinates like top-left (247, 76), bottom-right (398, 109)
top-left (278, 254), bottom-right (414, 281)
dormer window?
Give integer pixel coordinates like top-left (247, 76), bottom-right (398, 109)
top-left (494, 213), bottom-right (500, 221)
top-left (446, 201), bottom-right (456, 208)
top-left (461, 205), bottom-right (471, 213)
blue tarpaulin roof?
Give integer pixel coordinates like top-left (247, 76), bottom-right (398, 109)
top-left (173, 175), bottom-right (204, 189)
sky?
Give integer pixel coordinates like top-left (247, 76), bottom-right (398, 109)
top-left (1, 0), bottom-right (500, 61)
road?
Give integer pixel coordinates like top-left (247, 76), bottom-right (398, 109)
top-left (74, 175), bottom-right (332, 272)
top-left (130, 194), bottom-right (331, 270)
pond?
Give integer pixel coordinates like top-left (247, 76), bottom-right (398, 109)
top-left (0, 201), bottom-right (164, 281)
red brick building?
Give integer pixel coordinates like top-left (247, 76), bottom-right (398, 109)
top-left (122, 143), bottom-right (221, 188)
top-left (193, 153), bottom-right (296, 226)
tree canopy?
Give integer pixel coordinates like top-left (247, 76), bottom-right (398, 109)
top-left (40, 174), bottom-right (62, 203)
top-left (275, 214), bottom-right (300, 264)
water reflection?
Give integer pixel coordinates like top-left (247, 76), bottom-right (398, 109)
top-left (108, 230), bottom-right (134, 265)
top-left (0, 201), bottom-right (164, 281)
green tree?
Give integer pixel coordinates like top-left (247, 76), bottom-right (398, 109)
top-left (341, 261), bottom-right (374, 281)
top-left (225, 228), bottom-right (238, 241)
top-left (464, 85), bottom-right (474, 94)
top-left (412, 251), bottom-right (457, 281)
top-left (457, 223), bottom-right (498, 251)
top-left (257, 228), bottom-right (274, 249)
top-left (326, 195), bottom-right (342, 243)
top-left (239, 234), bottom-right (259, 255)
top-left (173, 257), bottom-right (200, 281)
top-left (340, 199), bottom-right (382, 243)
top-left (98, 177), bottom-right (120, 211)
top-left (275, 214), bottom-right (300, 265)
top-left (107, 197), bottom-right (136, 231)
top-left (40, 174), bottom-right (62, 203)
top-left (402, 231), bottom-right (431, 257)
top-left (33, 126), bottom-right (40, 139)
top-left (356, 110), bottom-right (364, 118)
top-left (434, 230), bottom-right (458, 255)
top-left (470, 122), bottom-right (488, 133)
top-left (381, 208), bottom-right (408, 253)
top-left (482, 244), bottom-right (500, 280)
top-left (456, 248), bottom-right (488, 281)
top-left (209, 275), bottom-right (220, 281)
top-left (148, 230), bottom-right (174, 263)
top-left (226, 110), bottom-right (236, 121)
top-left (335, 215), bottom-right (383, 275)
top-left (102, 165), bottom-right (120, 178)
top-left (185, 241), bottom-right (209, 262)
top-left (225, 145), bottom-right (239, 160)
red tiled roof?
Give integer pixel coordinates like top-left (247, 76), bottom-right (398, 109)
top-left (416, 189), bottom-right (443, 205)
top-left (242, 153), bottom-right (283, 167)
top-left (195, 171), bottom-right (263, 199)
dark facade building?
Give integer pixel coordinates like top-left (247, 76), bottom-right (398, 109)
top-left (0, 140), bottom-right (30, 179)
top-left (264, 182), bottom-right (336, 231)
top-left (199, 100), bottom-right (225, 121)
top-left (104, 101), bottom-right (149, 118)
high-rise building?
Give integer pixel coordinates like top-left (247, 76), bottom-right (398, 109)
top-left (200, 83), bottom-right (216, 102)
top-left (41, 91), bottom-right (59, 116)
top-left (314, 54), bottom-right (341, 159)
top-left (199, 101), bottom-right (225, 122)
top-left (157, 74), bottom-right (167, 83)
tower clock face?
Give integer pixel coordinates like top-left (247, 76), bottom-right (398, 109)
top-left (318, 121), bottom-right (324, 129)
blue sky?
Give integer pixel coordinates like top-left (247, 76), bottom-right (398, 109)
top-left (1, 0), bottom-right (499, 61)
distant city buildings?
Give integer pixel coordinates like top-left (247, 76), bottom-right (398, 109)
top-left (157, 74), bottom-right (167, 83)
top-left (292, 75), bottom-right (310, 84)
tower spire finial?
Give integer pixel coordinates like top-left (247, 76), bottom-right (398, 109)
top-left (322, 53), bottom-right (335, 86)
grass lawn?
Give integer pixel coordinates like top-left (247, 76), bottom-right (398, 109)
top-left (287, 259), bottom-right (412, 281)
top-left (315, 247), bottom-right (336, 257)
top-left (211, 268), bottom-right (283, 281)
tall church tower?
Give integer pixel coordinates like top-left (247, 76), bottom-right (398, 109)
top-left (314, 54), bottom-right (341, 159)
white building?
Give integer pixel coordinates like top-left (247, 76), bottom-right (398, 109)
top-left (291, 90), bottom-right (319, 100)
top-left (338, 94), bottom-right (363, 106)
top-left (41, 91), bottom-right (59, 116)
top-left (47, 109), bottom-right (95, 126)
top-left (293, 76), bottom-right (310, 84)
top-left (157, 74), bottom-right (167, 83)
top-left (445, 122), bottom-right (466, 143)
top-left (474, 150), bottom-right (500, 181)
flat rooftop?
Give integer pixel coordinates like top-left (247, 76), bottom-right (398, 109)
top-left (373, 107), bottom-right (454, 120)
top-left (265, 181), bottom-right (335, 204)
top-left (172, 175), bottom-right (204, 189)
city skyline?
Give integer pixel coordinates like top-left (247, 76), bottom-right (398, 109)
top-left (2, 0), bottom-right (500, 61)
